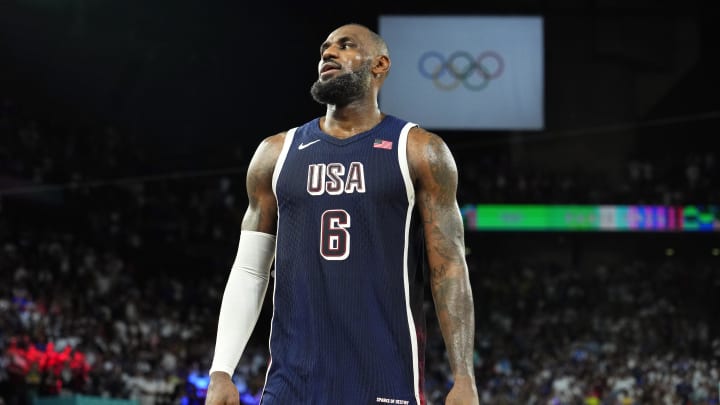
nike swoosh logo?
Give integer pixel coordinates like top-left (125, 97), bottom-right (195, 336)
top-left (298, 139), bottom-right (321, 150)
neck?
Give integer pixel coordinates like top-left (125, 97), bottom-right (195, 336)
top-left (321, 97), bottom-right (383, 139)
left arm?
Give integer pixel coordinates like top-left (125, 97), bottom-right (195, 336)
top-left (408, 127), bottom-right (478, 404)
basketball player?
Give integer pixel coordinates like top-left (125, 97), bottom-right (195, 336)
top-left (205, 23), bottom-right (479, 405)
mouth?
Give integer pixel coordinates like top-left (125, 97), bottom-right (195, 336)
top-left (320, 62), bottom-right (341, 75)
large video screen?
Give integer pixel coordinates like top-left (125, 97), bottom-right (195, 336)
top-left (378, 15), bottom-right (544, 131)
top-left (460, 204), bottom-right (720, 232)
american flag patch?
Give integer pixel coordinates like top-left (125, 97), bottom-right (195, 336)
top-left (373, 139), bottom-right (393, 150)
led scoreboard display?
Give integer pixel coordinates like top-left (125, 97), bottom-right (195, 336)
top-left (460, 205), bottom-right (719, 232)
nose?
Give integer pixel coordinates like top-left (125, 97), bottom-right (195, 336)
top-left (321, 44), bottom-right (339, 61)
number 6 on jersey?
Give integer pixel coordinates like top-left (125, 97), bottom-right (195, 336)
top-left (320, 209), bottom-right (351, 260)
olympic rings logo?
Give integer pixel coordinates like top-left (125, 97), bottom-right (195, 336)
top-left (418, 51), bottom-right (504, 91)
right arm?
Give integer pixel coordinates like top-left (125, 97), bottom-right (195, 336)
top-left (205, 133), bottom-right (286, 405)
top-left (239, 132), bottom-right (286, 234)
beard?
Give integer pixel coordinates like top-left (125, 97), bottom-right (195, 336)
top-left (310, 61), bottom-right (372, 106)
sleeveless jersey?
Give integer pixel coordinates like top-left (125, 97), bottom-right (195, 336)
top-left (264, 115), bottom-right (428, 405)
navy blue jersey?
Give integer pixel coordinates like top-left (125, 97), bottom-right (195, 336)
top-left (264, 115), bottom-right (428, 404)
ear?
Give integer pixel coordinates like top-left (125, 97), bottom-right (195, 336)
top-left (372, 55), bottom-right (391, 77)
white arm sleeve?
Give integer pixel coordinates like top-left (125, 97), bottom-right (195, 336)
top-left (209, 230), bottom-right (276, 376)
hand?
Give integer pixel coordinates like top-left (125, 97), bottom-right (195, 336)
top-left (205, 371), bottom-right (240, 405)
top-left (444, 375), bottom-right (479, 405)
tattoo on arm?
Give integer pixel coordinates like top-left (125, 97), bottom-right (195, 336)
top-left (422, 135), bottom-right (465, 266)
top-left (418, 132), bottom-right (476, 379)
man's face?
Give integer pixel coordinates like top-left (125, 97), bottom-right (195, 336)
top-left (310, 26), bottom-right (375, 106)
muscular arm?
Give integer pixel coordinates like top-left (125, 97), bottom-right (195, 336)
top-left (409, 128), bottom-right (477, 394)
top-left (205, 132), bottom-right (286, 405)
top-left (241, 132), bottom-right (286, 233)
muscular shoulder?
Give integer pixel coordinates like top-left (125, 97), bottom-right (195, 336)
top-left (245, 131), bottom-right (289, 189)
top-left (406, 126), bottom-right (458, 187)
top-left (248, 131), bottom-right (287, 171)
top-left (255, 131), bottom-right (288, 162)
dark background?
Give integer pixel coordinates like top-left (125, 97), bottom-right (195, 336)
top-left (3, 0), bottom-right (719, 327)
top-left (2, 1), bottom-right (720, 403)
top-left (2, 0), bottom-right (718, 168)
